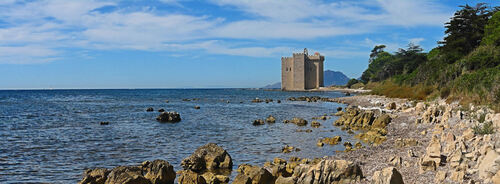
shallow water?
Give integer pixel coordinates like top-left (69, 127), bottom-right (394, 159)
top-left (0, 89), bottom-right (352, 183)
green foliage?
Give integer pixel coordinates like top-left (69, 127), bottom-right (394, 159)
top-left (482, 11), bottom-right (500, 46)
top-left (346, 78), bottom-right (360, 88)
top-left (473, 121), bottom-right (495, 135)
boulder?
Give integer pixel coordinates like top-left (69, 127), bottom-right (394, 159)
top-left (146, 107), bottom-right (154, 112)
top-left (295, 159), bottom-right (362, 184)
top-left (178, 170), bottom-right (206, 184)
top-left (156, 112), bottom-right (181, 123)
top-left (266, 115), bottom-right (276, 123)
top-left (253, 119), bottom-right (265, 126)
top-left (233, 164), bottom-right (274, 184)
top-left (181, 143), bottom-right (233, 172)
top-left (372, 167), bottom-right (404, 184)
top-left (141, 160), bottom-right (176, 184)
top-left (105, 166), bottom-right (150, 184)
top-left (372, 114), bottom-right (392, 128)
top-left (291, 118), bottom-right (307, 126)
top-left (79, 168), bottom-right (110, 184)
top-left (420, 136), bottom-right (442, 173)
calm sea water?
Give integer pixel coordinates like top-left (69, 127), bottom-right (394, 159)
top-left (0, 89), bottom-right (351, 183)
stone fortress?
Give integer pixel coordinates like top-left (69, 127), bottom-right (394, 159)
top-left (281, 48), bottom-right (324, 91)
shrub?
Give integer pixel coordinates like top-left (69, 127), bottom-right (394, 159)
top-left (473, 121), bottom-right (495, 135)
top-left (346, 78), bottom-right (360, 88)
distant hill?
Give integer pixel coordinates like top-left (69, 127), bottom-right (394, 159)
top-left (324, 70), bottom-right (350, 86)
top-left (262, 70), bottom-right (350, 88)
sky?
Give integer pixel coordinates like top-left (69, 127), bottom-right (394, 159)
top-left (0, 0), bottom-right (499, 89)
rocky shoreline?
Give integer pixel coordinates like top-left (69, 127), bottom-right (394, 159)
top-left (80, 93), bottom-right (500, 184)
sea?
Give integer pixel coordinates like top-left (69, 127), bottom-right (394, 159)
top-left (0, 89), bottom-right (352, 183)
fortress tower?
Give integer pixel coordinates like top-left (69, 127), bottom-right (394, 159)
top-left (281, 48), bottom-right (324, 91)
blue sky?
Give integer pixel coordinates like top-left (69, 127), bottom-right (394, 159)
top-left (0, 0), bottom-right (499, 89)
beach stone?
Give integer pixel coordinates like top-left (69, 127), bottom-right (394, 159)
top-left (265, 115), bottom-right (276, 123)
top-left (156, 112), bottom-right (181, 123)
top-left (233, 164), bottom-right (274, 184)
top-left (105, 166), bottom-right (150, 184)
top-left (181, 143), bottom-right (232, 172)
top-left (79, 168), bottom-right (110, 184)
top-left (291, 117), bottom-right (307, 126)
top-left (372, 167), bottom-right (404, 184)
top-left (141, 160), bottom-right (176, 184)
top-left (178, 170), bottom-right (206, 184)
top-left (252, 119), bottom-right (265, 126)
top-left (295, 159), bottom-right (362, 184)
top-left (146, 107), bottom-right (154, 112)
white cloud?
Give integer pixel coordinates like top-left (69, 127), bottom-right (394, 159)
top-left (0, 0), bottom-right (453, 64)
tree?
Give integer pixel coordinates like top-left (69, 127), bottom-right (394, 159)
top-left (439, 3), bottom-right (495, 63)
top-left (369, 45), bottom-right (386, 63)
top-left (482, 11), bottom-right (500, 46)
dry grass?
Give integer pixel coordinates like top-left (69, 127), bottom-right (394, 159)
top-left (366, 81), bottom-right (435, 101)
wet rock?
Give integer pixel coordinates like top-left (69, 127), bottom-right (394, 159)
top-left (233, 164), bottom-right (274, 184)
top-left (182, 99), bottom-right (191, 102)
top-left (105, 166), bottom-right (150, 184)
top-left (311, 121), bottom-right (321, 128)
top-left (141, 160), bottom-right (176, 184)
top-left (251, 98), bottom-right (263, 103)
top-left (146, 107), bottom-right (154, 112)
top-left (266, 115), bottom-right (276, 123)
top-left (290, 117), bottom-right (307, 126)
top-left (319, 136), bottom-right (342, 145)
top-left (158, 109), bottom-right (165, 112)
top-left (294, 159), bottom-right (362, 184)
top-left (337, 107), bottom-right (343, 111)
top-left (372, 167), bottom-right (404, 184)
top-left (334, 111), bottom-right (344, 116)
top-left (253, 119), bottom-right (265, 126)
top-left (344, 142), bottom-right (353, 151)
top-left (354, 142), bottom-right (363, 149)
top-left (181, 143), bottom-right (233, 172)
top-left (194, 106), bottom-right (200, 109)
top-left (277, 100), bottom-right (281, 103)
top-left (283, 120), bottom-right (290, 124)
top-left (178, 170), bottom-right (206, 184)
top-left (345, 92), bottom-right (351, 96)
top-left (79, 168), bottom-right (109, 184)
top-left (296, 129), bottom-right (312, 133)
top-left (156, 112), bottom-right (181, 123)
top-left (165, 100), bottom-right (169, 103)
top-left (282, 145), bottom-right (300, 153)
top-left (100, 121), bottom-right (109, 125)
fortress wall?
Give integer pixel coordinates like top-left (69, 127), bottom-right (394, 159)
top-left (281, 57), bottom-right (294, 90)
top-left (304, 59), bottom-right (317, 89)
top-left (292, 53), bottom-right (305, 90)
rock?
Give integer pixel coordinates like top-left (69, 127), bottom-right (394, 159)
top-left (492, 170), bottom-right (500, 184)
top-left (407, 149), bottom-right (416, 157)
top-left (345, 92), bottom-right (351, 96)
top-left (386, 102), bottom-right (397, 110)
top-left (447, 148), bottom-right (463, 168)
top-left (165, 100), bottom-right (169, 103)
top-left (492, 113), bottom-right (500, 129)
top-left (415, 118), bottom-right (422, 124)
top-left (334, 111), bottom-right (344, 116)
top-left (233, 164), bottom-right (274, 184)
top-left (296, 129), bottom-right (312, 133)
top-left (181, 143), bottom-right (232, 172)
top-left (295, 159), bottom-right (362, 184)
top-left (183, 99), bottom-right (191, 102)
top-left (158, 108), bottom-right (165, 112)
top-left (251, 98), bottom-right (263, 103)
top-left (156, 112), bottom-right (181, 123)
top-left (266, 115), bottom-right (276, 123)
top-left (372, 167), bottom-right (404, 184)
top-left (277, 100), bottom-right (281, 103)
top-left (100, 121), bottom-right (109, 125)
top-left (372, 114), bottom-right (392, 128)
top-left (354, 142), bottom-right (363, 149)
top-left (435, 170), bottom-right (447, 183)
top-left (283, 120), bottom-right (290, 123)
top-left (463, 128), bottom-right (475, 141)
top-left (415, 102), bottom-right (425, 113)
top-left (316, 141), bottom-right (324, 147)
top-left (141, 160), bottom-right (176, 184)
top-left (337, 107), bottom-right (343, 111)
top-left (282, 145), bottom-right (299, 153)
top-left (253, 119), bottom-right (265, 126)
top-left (146, 107), bottom-right (154, 112)
top-left (319, 136), bottom-right (342, 145)
top-left (105, 166), bottom-right (150, 184)
top-left (200, 172), bottom-right (229, 184)
top-left (389, 156), bottom-right (402, 167)
top-left (422, 135), bottom-right (442, 166)
top-left (178, 170), bottom-right (206, 184)
top-left (450, 170), bottom-right (465, 182)
top-left (79, 168), bottom-right (110, 184)
top-left (194, 106), bottom-right (200, 109)
top-left (290, 117), bottom-right (307, 126)
top-left (478, 149), bottom-right (500, 180)
top-left (344, 142), bottom-right (353, 151)
top-left (311, 121), bottom-right (321, 128)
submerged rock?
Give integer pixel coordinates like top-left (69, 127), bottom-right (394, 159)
top-left (194, 106), bottom-right (200, 109)
top-left (158, 108), bottom-right (165, 112)
top-left (156, 111), bottom-right (181, 123)
top-left (253, 119), bottom-right (265, 126)
top-left (100, 121), bottom-right (109, 125)
top-left (290, 117), bottom-right (307, 126)
top-left (146, 107), bottom-right (154, 112)
top-left (266, 115), bottom-right (276, 123)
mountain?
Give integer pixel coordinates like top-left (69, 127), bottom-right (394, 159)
top-left (262, 70), bottom-right (350, 88)
top-left (324, 70), bottom-right (350, 86)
